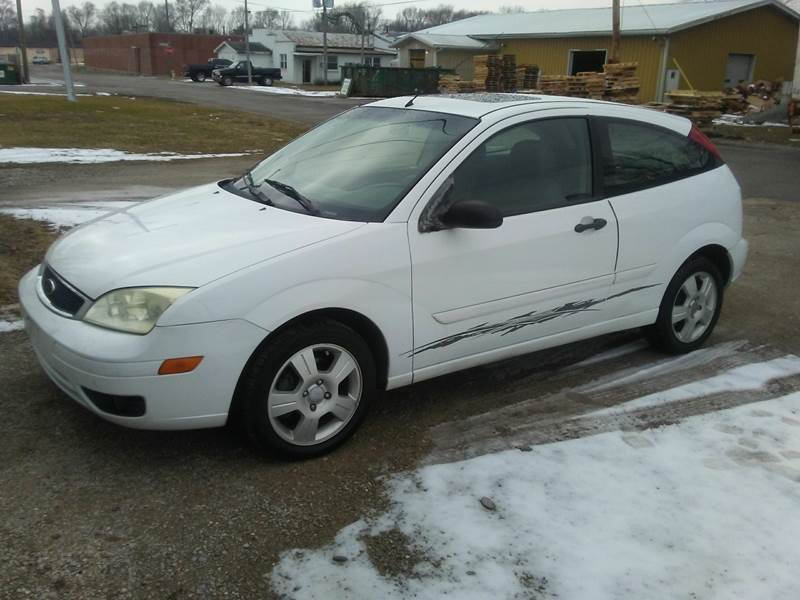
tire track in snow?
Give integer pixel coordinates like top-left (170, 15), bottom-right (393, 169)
top-left (426, 340), bottom-right (800, 464)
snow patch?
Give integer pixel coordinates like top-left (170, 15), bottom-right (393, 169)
top-left (0, 201), bottom-right (137, 229)
top-left (0, 90), bottom-right (93, 97)
top-left (0, 319), bottom-right (24, 333)
top-left (588, 354), bottom-right (800, 417)
top-left (272, 391), bottom-right (800, 599)
top-left (571, 339), bottom-right (650, 368)
top-left (0, 147), bottom-right (249, 164)
top-left (227, 85), bottom-right (338, 98)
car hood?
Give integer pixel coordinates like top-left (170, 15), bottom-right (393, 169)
top-left (46, 182), bottom-right (364, 299)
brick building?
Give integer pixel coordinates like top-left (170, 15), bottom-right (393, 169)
top-left (83, 33), bottom-right (242, 76)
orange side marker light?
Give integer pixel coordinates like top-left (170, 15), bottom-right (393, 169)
top-left (158, 356), bottom-right (204, 375)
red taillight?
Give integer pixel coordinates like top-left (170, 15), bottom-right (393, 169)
top-left (689, 124), bottom-right (722, 161)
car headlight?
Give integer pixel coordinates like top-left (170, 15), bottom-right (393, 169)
top-left (84, 287), bottom-right (193, 334)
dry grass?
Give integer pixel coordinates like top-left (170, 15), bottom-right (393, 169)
top-left (706, 123), bottom-right (800, 146)
top-left (0, 215), bottom-right (58, 306)
top-left (0, 95), bottom-right (306, 154)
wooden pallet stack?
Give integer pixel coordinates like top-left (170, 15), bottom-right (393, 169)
top-left (566, 76), bottom-right (588, 98)
top-left (502, 54), bottom-right (517, 91)
top-left (438, 73), bottom-right (462, 94)
top-left (516, 65), bottom-right (539, 90)
top-left (663, 90), bottom-right (723, 124)
top-left (537, 75), bottom-right (569, 96)
top-left (603, 62), bottom-right (639, 103)
top-left (473, 54), bottom-right (503, 92)
top-left (576, 71), bottom-right (605, 99)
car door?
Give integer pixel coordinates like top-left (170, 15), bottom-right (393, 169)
top-left (407, 115), bottom-right (618, 374)
top-left (594, 117), bottom-right (728, 319)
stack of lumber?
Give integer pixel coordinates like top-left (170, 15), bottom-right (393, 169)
top-left (576, 71), bottom-right (605, 99)
top-left (502, 54), bottom-right (517, 91)
top-left (603, 62), bottom-right (639, 103)
top-left (537, 75), bottom-right (569, 96)
top-left (663, 90), bottom-right (723, 124)
top-left (473, 54), bottom-right (503, 92)
top-left (565, 76), bottom-right (588, 98)
top-left (515, 64), bottom-right (539, 89)
top-left (438, 73), bottom-right (462, 94)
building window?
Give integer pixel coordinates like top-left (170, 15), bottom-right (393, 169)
top-left (568, 49), bottom-right (607, 75)
top-left (280, 54), bottom-right (287, 69)
top-left (366, 56), bottom-right (380, 67)
top-left (327, 55), bottom-right (338, 70)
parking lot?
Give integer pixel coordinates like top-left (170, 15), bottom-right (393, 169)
top-left (1, 81), bottom-right (800, 599)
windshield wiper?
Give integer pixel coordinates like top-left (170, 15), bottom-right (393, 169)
top-left (263, 178), bottom-right (319, 215)
top-left (242, 171), bottom-right (273, 206)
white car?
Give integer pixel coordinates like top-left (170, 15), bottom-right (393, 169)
top-left (19, 94), bottom-right (748, 457)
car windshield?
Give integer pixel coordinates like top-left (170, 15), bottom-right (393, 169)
top-left (243, 106), bottom-right (478, 222)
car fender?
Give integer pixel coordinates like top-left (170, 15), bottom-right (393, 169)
top-left (244, 278), bottom-right (413, 387)
top-left (626, 221), bottom-right (741, 311)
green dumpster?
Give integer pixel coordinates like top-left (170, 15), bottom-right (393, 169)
top-left (340, 66), bottom-right (452, 97)
top-left (0, 62), bottom-right (21, 85)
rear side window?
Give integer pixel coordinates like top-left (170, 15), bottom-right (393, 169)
top-left (451, 117), bottom-right (593, 217)
top-left (601, 119), bottom-right (716, 195)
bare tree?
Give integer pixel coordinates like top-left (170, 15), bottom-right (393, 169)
top-left (0, 0), bottom-right (16, 32)
top-left (252, 8), bottom-right (279, 29)
top-left (173, 0), bottom-right (209, 32)
top-left (199, 3), bottom-right (226, 33)
top-left (226, 5), bottom-right (245, 34)
top-left (136, 1), bottom-right (155, 30)
top-left (278, 10), bottom-right (293, 30)
top-left (498, 5), bottom-right (526, 13)
top-left (67, 2), bottom-right (96, 37)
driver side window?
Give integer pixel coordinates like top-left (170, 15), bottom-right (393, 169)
top-left (451, 118), bottom-right (593, 217)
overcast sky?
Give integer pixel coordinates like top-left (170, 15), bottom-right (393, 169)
top-left (21, 0), bottom-right (687, 24)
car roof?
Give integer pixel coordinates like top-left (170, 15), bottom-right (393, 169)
top-left (366, 93), bottom-right (690, 133)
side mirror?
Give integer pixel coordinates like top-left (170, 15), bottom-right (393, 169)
top-left (440, 201), bottom-right (503, 230)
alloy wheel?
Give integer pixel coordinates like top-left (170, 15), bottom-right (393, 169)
top-left (671, 271), bottom-right (718, 343)
top-left (267, 344), bottom-right (362, 446)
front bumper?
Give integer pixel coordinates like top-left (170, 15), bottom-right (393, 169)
top-left (19, 267), bottom-right (268, 430)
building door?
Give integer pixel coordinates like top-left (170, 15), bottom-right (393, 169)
top-left (724, 53), bottom-right (755, 88)
top-left (128, 46), bottom-right (141, 75)
top-left (568, 49), bottom-right (607, 75)
top-left (302, 59), bottom-right (311, 83)
top-left (409, 49), bottom-right (425, 69)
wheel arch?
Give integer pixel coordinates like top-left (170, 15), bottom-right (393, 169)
top-left (227, 308), bottom-right (390, 425)
top-left (689, 244), bottom-right (732, 286)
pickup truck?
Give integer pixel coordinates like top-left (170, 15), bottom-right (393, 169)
top-left (184, 58), bottom-right (232, 82)
top-left (212, 61), bottom-right (283, 87)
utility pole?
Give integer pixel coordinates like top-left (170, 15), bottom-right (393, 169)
top-left (244, 0), bottom-right (252, 84)
top-left (51, 0), bottom-right (76, 101)
top-left (610, 0), bottom-right (620, 63)
top-left (15, 0), bottom-right (29, 83)
top-left (164, 0), bottom-right (170, 31)
top-left (322, 0), bottom-right (328, 84)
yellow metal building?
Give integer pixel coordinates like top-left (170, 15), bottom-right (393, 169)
top-left (392, 0), bottom-right (799, 103)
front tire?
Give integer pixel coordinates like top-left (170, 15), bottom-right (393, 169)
top-left (196, 72), bottom-right (206, 82)
top-left (645, 256), bottom-right (723, 354)
top-left (239, 318), bottom-right (375, 458)
top-left (221, 76), bottom-right (233, 86)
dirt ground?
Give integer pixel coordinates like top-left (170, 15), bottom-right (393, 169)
top-left (1, 143), bottom-right (799, 599)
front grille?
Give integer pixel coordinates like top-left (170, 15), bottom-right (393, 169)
top-left (41, 266), bottom-right (85, 316)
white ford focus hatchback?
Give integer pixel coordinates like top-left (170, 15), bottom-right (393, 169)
top-left (20, 94), bottom-right (748, 457)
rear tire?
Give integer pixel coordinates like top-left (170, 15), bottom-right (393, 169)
top-left (644, 256), bottom-right (723, 354)
top-left (238, 318), bottom-right (375, 459)
top-left (262, 77), bottom-right (273, 86)
top-left (196, 72), bottom-right (206, 82)
top-left (222, 76), bottom-right (233, 86)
